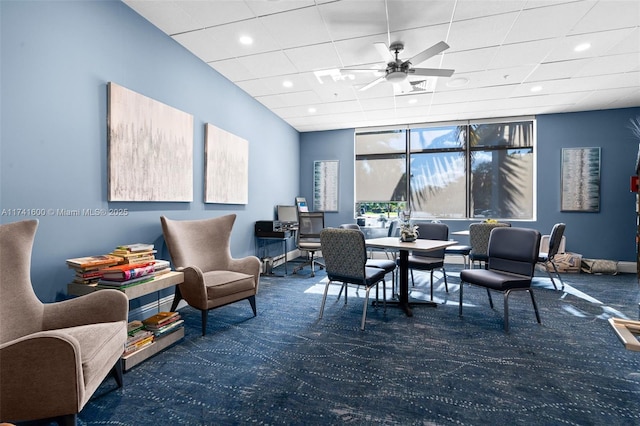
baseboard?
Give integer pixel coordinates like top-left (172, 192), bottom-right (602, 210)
top-left (128, 294), bottom-right (175, 321)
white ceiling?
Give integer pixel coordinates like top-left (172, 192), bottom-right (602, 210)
top-left (123, 0), bottom-right (640, 132)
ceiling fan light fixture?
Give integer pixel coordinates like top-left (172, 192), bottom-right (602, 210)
top-left (386, 71), bottom-right (407, 83)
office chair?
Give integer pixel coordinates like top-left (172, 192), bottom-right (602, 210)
top-left (459, 227), bottom-right (542, 333)
top-left (538, 223), bottom-right (566, 291)
top-left (292, 211), bottom-right (325, 277)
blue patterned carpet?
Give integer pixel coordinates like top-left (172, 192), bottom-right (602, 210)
top-left (76, 263), bottom-right (640, 425)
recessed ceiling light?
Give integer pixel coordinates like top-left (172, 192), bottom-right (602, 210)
top-left (239, 35), bottom-right (253, 45)
top-left (408, 98), bottom-right (418, 104)
top-left (574, 42), bottom-right (591, 52)
top-left (308, 107), bottom-right (317, 113)
top-left (282, 80), bottom-right (293, 88)
top-left (446, 77), bottom-right (469, 88)
top-left (530, 85), bottom-right (543, 92)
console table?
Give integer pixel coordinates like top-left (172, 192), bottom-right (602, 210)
top-left (67, 271), bottom-right (184, 371)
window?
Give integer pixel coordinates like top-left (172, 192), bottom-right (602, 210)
top-left (355, 119), bottom-right (535, 221)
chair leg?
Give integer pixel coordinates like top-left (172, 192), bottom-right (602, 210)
top-left (529, 289), bottom-right (541, 324)
top-left (54, 414), bottom-right (77, 426)
top-left (503, 290), bottom-right (510, 333)
top-left (319, 279), bottom-right (331, 318)
top-left (430, 269), bottom-right (434, 301)
top-left (486, 288), bottom-right (494, 309)
top-left (201, 309), bottom-right (208, 336)
top-left (459, 280), bottom-right (464, 317)
top-left (382, 279), bottom-right (387, 312)
top-left (362, 287), bottom-right (372, 330)
top-left (248, 295), bottom-right (257, 316)
top-left (550, 261), bottom-right (565, 291)
top-left (170, 286), bottom-right (183, 311)
top-left (442, 267), bottom-right (449, 292)
top-left (111, 358), bottom-right (124, 388)
top-left (544, 262), bottom-right (559, 290)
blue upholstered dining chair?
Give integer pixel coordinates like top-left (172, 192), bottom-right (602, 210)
top-left (319, 228), bottom-right (387, 330)
top-left (468, 222), bottom-right (511, 268)
top-left (405, 222), bottom-right (449, 301)
top-left (459, 227), bottom-right (542, 333)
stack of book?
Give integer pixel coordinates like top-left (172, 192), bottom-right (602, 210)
top-left (111, 243), bottom-right (156, 265)
top-left (124, 320), bottom-right (154, 356)
top-left (142, 311), bottom-right (184, 339)
top-left (97, 261), bottom-right (156, 289)
top-left (66, 254), bottom-right (122, 286)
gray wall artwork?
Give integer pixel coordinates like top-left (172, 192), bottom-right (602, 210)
top-left (561, 147), bottom-right (601, 212)
top-left (205, 123), bottom-right (249, 204)
top-left (108, 82), bottom-right (193, 202)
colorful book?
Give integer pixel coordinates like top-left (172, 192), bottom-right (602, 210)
top-left (144, 314), bottom-right (181, 330)
top-left (66, 254), bottom-right (121, 269)
top-left (97, 275), bottom-right (154, 288)
top-left (143, 311), bottom-right (179, 327)
top-left (101, 263), bottom-right (155, 281)
top-left (115, 243), bottom-right (154, 253)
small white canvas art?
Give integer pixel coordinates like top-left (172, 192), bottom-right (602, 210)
top-left (204, 123), bottom-right (249, 204)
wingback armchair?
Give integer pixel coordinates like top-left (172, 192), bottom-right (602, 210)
top-left (161, 214), bottom-right (261, 336)
top-left (0, 220), bottom-right (128, 426)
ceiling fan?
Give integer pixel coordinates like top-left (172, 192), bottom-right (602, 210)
top-left (343, 41), bottom-right (455, 93)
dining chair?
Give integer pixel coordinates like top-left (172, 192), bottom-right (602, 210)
top-left (405, 222), bottom-right (449, 301)
top-left (469, 222), bottom-right (511, 268)
top-left (318, 228), bottom-right (387, 330)
top-left (339, 224), bottom-right (396, 298)
top-left (538, 223), bottom-right (566, 291)
top-left (459, 227), bottom-right (542, 333)
top-left (292, 211), bottom-right (325, 277)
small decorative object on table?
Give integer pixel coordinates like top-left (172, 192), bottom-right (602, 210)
top-left (399, 211), bottom-right (418, 242)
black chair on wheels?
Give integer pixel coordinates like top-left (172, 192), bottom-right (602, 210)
top-left (405, 222), bottom-right (449, 302)
top-left (318, 228), bottom-right (387, 330)
top-left (292, 211), bottom-right (325, 277)
top-left (459, 227), bottom-right (541, 333)
top-left (538, 223), bottom-right (566, 291)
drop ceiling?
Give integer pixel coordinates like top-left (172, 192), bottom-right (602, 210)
top-left (123, 0), bottom-right (640, 132)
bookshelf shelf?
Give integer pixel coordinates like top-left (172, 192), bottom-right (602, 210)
top-left (67, 271), bottom-right (185, 370)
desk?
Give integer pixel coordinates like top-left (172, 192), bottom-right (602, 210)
top-left (452, 230), bottom-right (470, 236)
top-left (366, 237), bottom-right (457, 317)
top-left (256, 230), bottom-right (294, 276)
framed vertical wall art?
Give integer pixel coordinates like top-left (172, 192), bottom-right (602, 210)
top-left (204, 123), bottom-right (249, 204)
top-left (561, 147), bottom-right (601, 212)
top-left (313, 160), bottom-right (339, 212)
top-left (108, 82), bottom-right (193, 202)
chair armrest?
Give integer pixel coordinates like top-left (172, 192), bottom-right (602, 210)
top-left (0, 332), bottom-right (83, 419)
top-left (179, 265), bottom-right (209, 310)
top-left (42, 289), bottom-right (128, 331)
top-left (229, 256), bottom-right (261, 289)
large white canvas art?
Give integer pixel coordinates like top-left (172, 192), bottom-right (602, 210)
top-left (205, 123), bottom-right (249, 204)
top-left (108, 82), bottom-right (193, 202)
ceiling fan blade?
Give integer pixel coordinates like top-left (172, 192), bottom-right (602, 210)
top-left (410, 68), bottom-right (455, 77)
top-left (360, 76), bottom-right (386, 91)
top-left (340, 68), bottom-right (384, 73)
top-left (374, 42), bottom-right (394, 63)
top-left (404, 41), bottom-right (450, 67)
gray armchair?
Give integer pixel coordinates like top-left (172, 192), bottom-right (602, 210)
top-left (0, 220), bottom-right (128, 426)
top-left (161, 214), bottom-right (261, 336)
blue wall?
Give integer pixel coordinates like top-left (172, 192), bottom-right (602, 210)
top-left (301, 107), bottom-right (640, 262)
top-left (1, 0), bottom-right (300, 303)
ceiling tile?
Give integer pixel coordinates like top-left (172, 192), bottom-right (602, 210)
top-left (284, 43), bottom-right (343, 73)
top-left (259, 6), bottom-right (332, 49)
top-left (236, 51), bottom-right (298, 79)
top-left (175, 1), bottom-right (255, 30)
